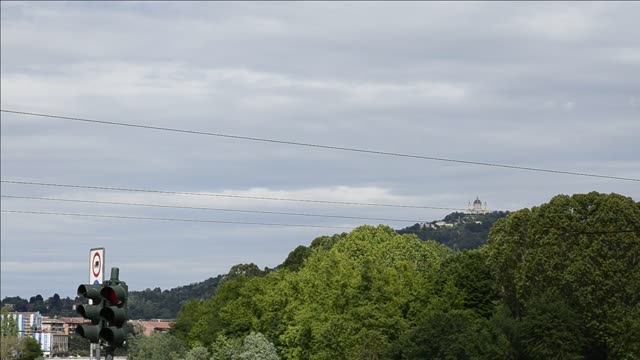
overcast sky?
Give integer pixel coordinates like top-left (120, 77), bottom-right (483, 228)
top-left (1, 2), bottom-right (639, 298)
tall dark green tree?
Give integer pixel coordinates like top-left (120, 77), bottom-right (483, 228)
top-left (486, 192), bottom-right (640, 359)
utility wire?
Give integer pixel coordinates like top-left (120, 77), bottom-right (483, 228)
top-left (0, 194), bottom-right (423, 223)
top-left (0, 180), bottom-right (466, 210)
top-left (2, 109), bottom-right (637, 182)
top-left (0, 210), bottom-right (354, 230)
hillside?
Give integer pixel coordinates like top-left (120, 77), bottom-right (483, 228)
top-left (127, 275), bottom-right (223, 319)
top-left (1, 275), bottom-right (223, 320)
top-left (397, 211), bottom-right (510, 250)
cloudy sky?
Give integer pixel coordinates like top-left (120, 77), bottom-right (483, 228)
top-left (1, 2), bottom-right (639, 298)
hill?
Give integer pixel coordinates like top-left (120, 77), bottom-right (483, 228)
top-left (127, 275), bottom-right (223, 319)
top-left (1, 275), bottom-right (223, 320)
top-left (397, 211), bottom-right (510, 250)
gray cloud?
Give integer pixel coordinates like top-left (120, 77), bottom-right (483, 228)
top-left (1, 2), bottom-right (639, 298)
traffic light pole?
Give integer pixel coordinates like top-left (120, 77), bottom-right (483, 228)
top-left (105, 346), bottom-right (114, 360)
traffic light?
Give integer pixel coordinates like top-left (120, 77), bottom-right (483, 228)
top-left (75, 267), bottom-right (128, 349)
top-left (76, 284), bottom-right (104, 343)
top-left (99, 280), bottom-right (128, 347)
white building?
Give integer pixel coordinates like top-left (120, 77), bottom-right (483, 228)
top-left (9, 312), bottom-right (43, 337)
top-left (468, 196), bottom-right (489, 215)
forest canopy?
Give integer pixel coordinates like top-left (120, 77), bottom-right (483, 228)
top-left (170, 192), bottom-right (639, 359)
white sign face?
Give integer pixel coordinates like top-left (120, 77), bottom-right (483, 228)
top-left (89, 247), bottom-right (105, 285)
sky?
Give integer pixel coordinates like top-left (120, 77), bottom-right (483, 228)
top-left (1, 2), bottom-right (639, 299)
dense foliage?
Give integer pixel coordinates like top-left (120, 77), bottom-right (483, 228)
top-left (3, 192), bottom-right (638, 359)
top-left (398, 211), bottom-right (510, 249)
top-left (168, 192), bottom-right (639, 359)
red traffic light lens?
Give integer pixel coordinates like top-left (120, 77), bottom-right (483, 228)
top-left (103, 288), bottom-right (121, 304)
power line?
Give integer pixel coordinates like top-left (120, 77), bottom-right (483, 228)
top-left (0, 179), bottom-right (466, 210)
top-left (0, 194), bottom-right (423, 223)
top-left (0, 210), bottom-right (354, 230)
top-left (2, 109), bottom-right (637, 182)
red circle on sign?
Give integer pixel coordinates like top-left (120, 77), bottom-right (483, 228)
top-left (92, 252), bottom-right (101, 277)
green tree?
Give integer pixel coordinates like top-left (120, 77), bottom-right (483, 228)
top-left (399, 308), bottom-right (508, 360)
top-left (183, 346), bottom-right (210, 360)
top-left (18, 337), bottom-right (43, 360)
top-left (1, 335), bottom-right (20, 360)
top-left (486, 192), bottom-right (640, 358)
top-left (211, 334), bottom-right (242, 360)
top-left (517, 292), bottom-right (585, 360)
top-left (280, 246), bottom-right (311, 271)
top-left (68, 333), bottom-right (90, 356)
top-left (1, 305), bottom-right (18, 337)
top-left (278, 226), bottom-right (452, 359)
top-left (128, 332), bottom-right (186, 360)
top-left (440, 250), bottom-right (497, 318)
top-left (236, 332), bottom-right (279, 360)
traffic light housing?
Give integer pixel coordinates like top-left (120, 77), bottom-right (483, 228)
top-left (76, 284), bottom-right (104, 343)
top-left (99, 282), bottom-right (128, 347)
top-left (75, 267), bottom-right (128, 348)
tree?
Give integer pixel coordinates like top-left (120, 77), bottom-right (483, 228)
top-left (280, 245), bottom-right (310, 271)
top-left (128, 332), bottom-right (186, 360)
top-left (278, 226), bottom-right (452, 359)
top-left (1, 305), bottom-right (18, 337)
top-left (517, 292), bottom-right (585, 360)
top-left (235, 332), bottom-right (279, 360)
top-left (225, 264), bottom-right (265, 281)
top-left (1, 335), bottom-right (20, 360)
top-left (398, 308), bottom-right (508, 360)
top-left (18, 337), bottom-right (43, 360)
top-left (68, 333), bottom-right (90, 356)
top-left (183, 346), bottom-right (210, 360)
top-left (486, 192), bottom-right (640, 358)
top-left (211, 334), bottom-right (242, 360)
top-left (440, 250), bottom-right (498, 318)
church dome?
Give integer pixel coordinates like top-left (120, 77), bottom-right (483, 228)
top-left (473, 197), bottom-right (482, 205)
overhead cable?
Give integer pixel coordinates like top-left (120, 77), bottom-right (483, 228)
top-left (0, 210), bottom-right (354, 230)
top-left (0, 179), bottom-right (465, 210)
top-left (0, 194), bottom-right (423, 223)
top-left (2, 109), bottom-right (637, 182)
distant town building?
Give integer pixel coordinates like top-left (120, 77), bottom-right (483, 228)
top-left (9, 311), bottom-right (42, 337)
top-left (129, 319), bottom-right (173, 336)
top-left (1, 314), bottom-right (78, 357)
top-left (42, 317), bottom-right (67, 334)
top-left (42, 317), bottom-right (70, 356)
top-left (468, 196), bottom-right (489, 215)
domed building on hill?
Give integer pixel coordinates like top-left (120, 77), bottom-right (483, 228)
top-left (468, 196), bottom-right (489, 214)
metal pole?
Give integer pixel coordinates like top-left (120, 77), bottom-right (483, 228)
top-left (110, 267), bottom-right (120, 282)
top-left (105, 346), bottom-right (114, 360)
top-left (96, 345), bottom-right (101, 360)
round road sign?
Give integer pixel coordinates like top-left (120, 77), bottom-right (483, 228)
top-left (92, 252), bottom-right (102, 278)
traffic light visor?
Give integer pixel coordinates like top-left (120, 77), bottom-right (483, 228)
top-left (77, 304), bottom-right (101, 319)
top-left (101, 285), bottom-right (126, 305)
top-left (76, 324), bottom-right (101, 343)
top-left (100, 326), bottom-right (126, 346)
top-left (100, 306), bottom-right (127, 323)
top-left (77, 284), bottom-right (102, 302)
